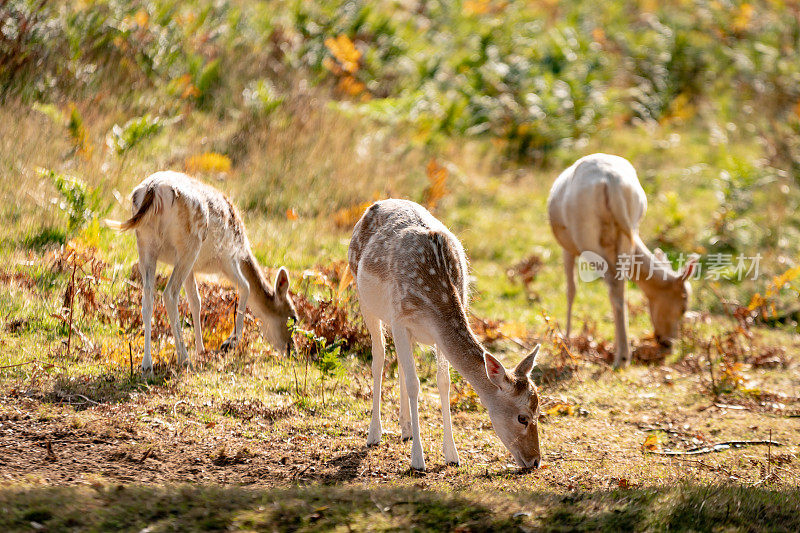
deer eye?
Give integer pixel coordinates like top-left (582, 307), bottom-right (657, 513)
top-left (517, 414), bottom-right (528, 426)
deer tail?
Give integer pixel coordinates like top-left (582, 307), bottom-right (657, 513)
top-left (104, 186), bottom-right (156, 231)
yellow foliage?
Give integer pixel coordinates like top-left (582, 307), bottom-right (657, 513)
top-left (747, 265), bottom-right (800, 317)
top-left (324, 35), bottom-right (361, 74)
top-left (766, 266), bottom-right (800, 298)
top-left (546, 403), bottom-right (575, 416)
top-left (663, 92), bottom-right (696, 124)
top-left (747, 292), bottom-right (765, 311)
top-left (134, 9), bottom-right (149, 28)
top-left (498, 321), bottom-right (528, 341)
top-left (424, 158), bottom-right (448, 209)
top-left (185, 152), bottom-right (232, 174)
top-left (337, 264), bottom-right (353, 302)
top-left (337, 75), bottom-right (366, 97)
top-left (101, 337), bottom-right (172, 369)
top-left (732, 3), bottom-right (754, 32)
top-left (463, 0), bottom-right (491, 15)
top-left (182, 84), bottom-right (200, 99)
top-left (333, 201), bottom-right (373, 229)
top-left (639, 0), bottom-right (658, 12)
top-left (67, 103), bottom-right (92, 158)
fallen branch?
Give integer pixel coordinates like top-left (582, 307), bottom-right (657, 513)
top-left (0, 360), bottom-right (36, 370)
top-left (71, 393), bottom-right (100, 406)
top-left (657, 456), bottom-right (735, 478)
top-left (648, 440), bottom-right (783, 456)
top-left (713, 403), bottom-right (748, 410)
top-left (0, 359), bottom-right (67, 371)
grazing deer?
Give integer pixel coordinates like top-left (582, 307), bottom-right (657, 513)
top-left (106, 171), bottom-right (297, 372)
top-left (547, 153), bottom-right (697, 368)
top-left (349, 199), bottom-right (541, 471)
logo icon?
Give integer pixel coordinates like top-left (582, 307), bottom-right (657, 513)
top-left (578, 251), bottom-right (608, 282)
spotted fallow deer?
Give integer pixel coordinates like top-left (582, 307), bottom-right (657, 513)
top-left (106, 171), bottom-right (297, 372)
top-left (349, 199), bottom-right (541, 471)
top-left (547, 153), bottom-right (697, 368)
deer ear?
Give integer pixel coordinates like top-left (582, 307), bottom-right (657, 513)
top-left (484, 353), bottom-right (510, 389)
top-left (680, 255), bottom-right (699, 282)
top-left (275, 267), bottom-right (290, 297)
top-left (514, 344), bottom-right (541, 379)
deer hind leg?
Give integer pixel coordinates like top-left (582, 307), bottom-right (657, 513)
top-left (364, 313), bottom-right (385, 446)
top-left (436, 346), bottom-right (459, 466)
top-left (183, 273), bottom-right (204, 355)
top-left (138, 248), bottom-right (157, 374)
top-left (163, 242), bottom-right (201, 367)
top-left (392, 323), bottom-right (425, 471)
top-left (220, 260), bottom-right (250, 352)
top-left (564, 250), bottom-right (577, 338)
top-left (398, 361), bottom-right (411, 442)
top-left (605, 268), bottom-right (630, 368)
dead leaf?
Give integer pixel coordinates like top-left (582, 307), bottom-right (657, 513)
top-left (642, 434), bottom-right (661, 452)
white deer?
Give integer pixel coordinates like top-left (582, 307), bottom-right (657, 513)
top-left (348, 199), bottom-right (541, 471)
top-left (106, 171), bottom-right (298, 372)
top-left (547, 153), bottom-right (697, 368)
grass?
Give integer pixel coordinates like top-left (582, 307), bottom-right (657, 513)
top-left (2, 1), bottom-right (800, 530)
top-left (3, 483), bottom-right (799, 532)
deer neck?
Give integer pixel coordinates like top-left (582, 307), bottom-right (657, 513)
top-left (631, 236), bottom-right (677, 297)
top-left (434, 311), bottom-right (497, 399)
top-left (240, 252), bottom-right (278, 320)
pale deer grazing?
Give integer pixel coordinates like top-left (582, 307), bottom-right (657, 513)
top-left (106, 171), bottom-right (297, 372)
top-left (547, 153), bottom-right (697, 368)
top-left (349, 199), bottom-right (541, 471)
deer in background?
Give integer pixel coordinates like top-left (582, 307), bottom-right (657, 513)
top-left (548, 153), bottom-right (697, 368)
top-left (349, 199), bottom-right (541, 471)
top-left (106, 171), bottom-right (297, 372)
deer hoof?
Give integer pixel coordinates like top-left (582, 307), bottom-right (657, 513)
top-left (220, 337), bottom-right (238, 352)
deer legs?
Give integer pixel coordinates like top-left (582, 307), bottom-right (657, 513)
top-left (436, 347), bottom-right (459, 466)
top-left (605, 270), bottom-right (631, 368)
top-left (183, 273), bottom-right (204, 354)
top-left (564, 250), bottom-right (576, 338)
top-left (393, 324), bottom-right (425, 471)
top-left (138, 249), bottom-right (157, 373)
top-left (365, 314), bottom-right (386, 446)
top-left (220, 261), bottom-right (250, 352)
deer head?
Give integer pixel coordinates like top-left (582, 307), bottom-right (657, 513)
top-left (482, 345), bottom-right (542, 468)
top-left (263, 267), bottom-right (298, 355)
top-left (646, 257), bottom-right (697, 347)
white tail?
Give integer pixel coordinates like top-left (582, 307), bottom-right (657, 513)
top-left (109, 171), bottom-right (297, 372)
top-left (349, 199), bottom-right (542, 470)
top-left (547, 153), bottom-right (696, 367)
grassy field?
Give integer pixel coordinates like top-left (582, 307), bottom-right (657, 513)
top-left (2, 0), bottom-right (800, 531)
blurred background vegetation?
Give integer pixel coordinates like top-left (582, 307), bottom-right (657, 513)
top-left (2, 0), bottom-right (800, 331)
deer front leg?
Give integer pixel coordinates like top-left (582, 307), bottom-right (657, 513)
top-left (605, 273), bottom-right (630, 368)
top-left (365, 314), bottom-right (385, 446)
top-left (221, 263), bottom-right (249, 352)
top-left (436, 347), bottom-right (459, 466)
top-left (564, 250), bottom-right (576, 338)
top-left (184, 273), bottom-right (204, 354)
top-left (393, 323), bottom-right (425, 471)
top-left (398, 361), bottom-right (411, 441)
